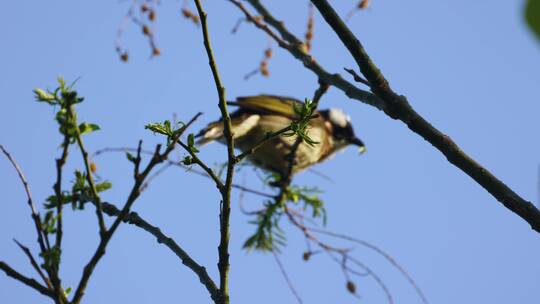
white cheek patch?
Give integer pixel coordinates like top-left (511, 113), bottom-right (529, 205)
top-left (328, 109), bottom-right (350, 128)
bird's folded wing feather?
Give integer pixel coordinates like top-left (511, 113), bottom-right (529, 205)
top-left (230, 95), bottom-right (303, 119)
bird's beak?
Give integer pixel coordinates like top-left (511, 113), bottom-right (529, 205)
top-left (349, 137), bottom-right (366, 154)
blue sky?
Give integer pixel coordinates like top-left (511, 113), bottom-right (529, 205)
top-left (1, 1), bottom-right (540, 303)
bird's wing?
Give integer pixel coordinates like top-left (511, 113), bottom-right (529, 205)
top-left (229, 95), bottom-right (303, 119)
top-left (196, 114), bottom-right (260, 146)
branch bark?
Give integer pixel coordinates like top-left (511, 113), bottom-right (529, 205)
top-left (0, 261), bottom-right (54, 298)
top-left (99, 201), bottom-right (220, 302)
top-left (309, 0), bottom-right (540, 233)
top-left (229, 0), bottom-right (540, 233)
top-left (192, 1), bottom-right (234, 303)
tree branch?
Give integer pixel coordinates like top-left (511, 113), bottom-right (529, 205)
top-left (13, 239), bottom-right (52, 290)
top-left (70, 105), bottom-right (108, 237)
top-left (229, 0), bottom-right (383, 110)
top-left (229, 0), bottom-right (540, 233)
top-left (99, 201), bottom-right (220, 302)
top-left (0, 144), bottom-right (48, 254)
top-left (192, 1), bottom-right (234, 303)
top-left (309, 0), bottom-right (540, 233)
top-left (70, 114), bottom-right (201, 304)
top-left (233, 126), bottom-right (292, 163)
top-left (0, 261), bottom-right (54, 299)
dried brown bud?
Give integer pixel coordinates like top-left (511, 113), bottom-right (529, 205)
top-left (120, 52), bottom-right (129, 62)
top-left (182, 9), bottom-right (200, 24)
top-left (141, 3), bottom-right (149, 12)
top-left (142, 25), bottom-right (150, 36)
top-left (90, 162), bottom-right (97, 173)
top-left (264, 48), bottom-right (272, 58)
top-left (346, 281), bottom-right (356, 294)
top-left (149, 10), bottom-right (156, 22)
top-left (302, 251), bottom-right (311, 261)
top-left (152, 47), bottom-right (161, 56)
top-left (358, 0), bottom-right (370, 9)
top-left (182, 8), bottom-right (192, 18)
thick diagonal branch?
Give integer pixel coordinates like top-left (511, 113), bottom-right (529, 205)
top-left (99, 201), bottom-right (220, 302)
top-left (309, 0), bottom-right (540, 233)
top-left (230, 0), bottom-right (540, 233)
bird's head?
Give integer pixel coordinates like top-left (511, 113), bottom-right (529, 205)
top-left (320, 108), bottom-right (366, 153)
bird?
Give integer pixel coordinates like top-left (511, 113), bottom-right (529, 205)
top-left (196, 95), bottom-right (365, 176)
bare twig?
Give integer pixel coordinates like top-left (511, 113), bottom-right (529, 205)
top-left (192, 1), bottom-right (234, 303)
top-left (69, 106), bottom-right (108, 237)
top-left (308, 227), bottom-right (427, 303)
top-left (230, 0), bottom-right (383, 109)
top-left (93, 147), bottom-right (274, 198)
top-left (344, 67), bottom-right (370, 86)
top-left (0, 261), bottom-right (54, 298)
top-left (177, 141), bottom-right (224, 190)
top-left (99, 201), bottom-right (220, 302)
top-left (0, 145), bottom-right (48, 254)
top-left (13, 239), bottom-right (52, 290)
top-left (233, 126), bottom-right (292, 163)
top-left (271, 250), bottom-right (303, 304)
top-left (70, 113), bottom-right (201, 304)
top-left (286, 209), bottom-right (393, 304)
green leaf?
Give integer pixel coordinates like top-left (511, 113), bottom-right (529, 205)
top-left (125, 152), bottom-right (136, 163)
top-left (526, 0), bottom-right (540, 41)
top-left (63, 287), bottom-right (72, 297)
top-left (145, 121), bottom-right (173, 136)
top-left (187, 133), bottom-right (199, 153)
top-left (40, 246), bottom-right (61, 270)
top-left (95, 181), bottom-right (112, 193)
top-left (78, 122), bottom-right (100, 135)
top-left (33, 88), bottom-right (57, 104)
top-left (182, 156), bottom-right (193, 165)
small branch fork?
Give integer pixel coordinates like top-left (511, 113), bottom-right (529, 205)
top-left (285, 207), bottom-right (428, 304)
top-left (70, 113), bottom-right (202, 304)
top-left (226, 0), bottom-right (540, 233)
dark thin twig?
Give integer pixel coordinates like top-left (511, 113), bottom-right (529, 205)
top-left (177, 141), bottom-right (224, 191)
top-left (13, 239), bottom-right (52, 290)
top-left (0, 145), bottom-right (47, 254)
top-left (192, 1), bottom-right (234, 303)
top-left (231, 0), bottom-right (383, 109)
top-left (308, 227), bottom-right (427, 303)
top-left (70, 105), bottom-right (108, 237)
top-left (344, 67), bottom-right (370, 86)
top-left (99, 201), bottom-right (220, 302)
top-left (70, 113), bottom-right (201, 304)
top-left (271, 250), bottom-right (303, 304)
top-left (234, 126), bottom-right (292, 163)
top-left (286, 209), bottom-right (393, 304)
top-left (92, 147), bottom-right (274, 198)
top-left (0, 261), bottom-right (54, 298)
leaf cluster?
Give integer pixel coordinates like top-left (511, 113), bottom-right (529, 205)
top-left (283, 98), bottom-right (319, 146)
top-left (244, 175), bottom-right (326, 251)
top-left (243, 200), bottom-right (286, 251)
top-left (34, 77), bottom-right (100, 144)
top-left (44, 170), bottom-right (112, 211)
top-left (145, 120), bottom-right (186, 146)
